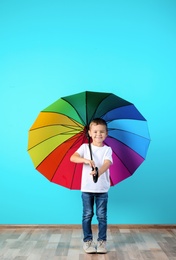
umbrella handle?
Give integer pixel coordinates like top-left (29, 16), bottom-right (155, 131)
top-left (92, 167), bottom-right (99, 183)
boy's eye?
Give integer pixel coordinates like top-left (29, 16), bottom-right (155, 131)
top-left (93, 131), bottom-right (105, 134)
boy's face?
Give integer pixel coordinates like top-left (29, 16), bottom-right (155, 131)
top-left (88, 123), bottom-right (107, 146)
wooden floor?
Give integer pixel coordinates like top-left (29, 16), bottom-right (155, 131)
top-left (0, 226), bottom-right (176, 260)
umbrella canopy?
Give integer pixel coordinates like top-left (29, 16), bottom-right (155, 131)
top-left (27, 91), bottom-right (150, 189)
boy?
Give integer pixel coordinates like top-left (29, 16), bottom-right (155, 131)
top-left (70, 118), bottom-right (113, 254)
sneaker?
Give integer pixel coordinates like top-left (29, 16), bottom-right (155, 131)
top-left (83, 240), bottom-right (96, 254)
top-left (97, 240), bottom-right (107, 253)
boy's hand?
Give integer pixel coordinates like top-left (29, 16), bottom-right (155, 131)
top-left (84, 159), bottom-right (95, 169)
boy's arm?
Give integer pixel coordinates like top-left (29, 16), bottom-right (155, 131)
top-left (70, 152), bottom-right (95, 168)
top-left (94, 159), bottom-right (112, 177)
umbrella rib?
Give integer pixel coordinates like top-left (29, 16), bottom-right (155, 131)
top-left (28, 128), bottom-right (84, 151)
top-left (108, 127), bottom-right (150, 141)
top-left (89, 93), bottom-right (112, 122)
top-left (57, 99), bottom-right (85, 126)
top-left (29, 122), bottom-right (83, 131)
top-left (87, 93), bottom-right (134, 122)
top-left (50, 133), bottom-right (86, 188)
top-left (34, 133), bottom-right (83, 185)
top-left (107, 134), bottom-right (147, 159)
top-left (104, 136), bottom-right (144, 175)
top-left (68, 134), bottom-right (88, 188)
top-left (61, 92), bottom-right (111, 126)
top-left (69, 164), bottom-right (78, 189)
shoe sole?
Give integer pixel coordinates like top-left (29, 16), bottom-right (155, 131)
top-left (97, 249), bottom-right (107, 254)
top-left (84, 250), bottom-right (97, 254)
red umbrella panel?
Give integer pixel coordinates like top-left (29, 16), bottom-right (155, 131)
top-left (27, 91), bottom-right (150, 189)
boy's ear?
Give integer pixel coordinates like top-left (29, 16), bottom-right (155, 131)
top-left (88, 130), bottom-right (91, 137)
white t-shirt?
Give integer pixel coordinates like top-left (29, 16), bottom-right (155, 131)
top-left (76, 143), bottom-right (113, 192)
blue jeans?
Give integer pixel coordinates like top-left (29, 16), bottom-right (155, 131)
top-left (82, 192), bottom-right (108, 242)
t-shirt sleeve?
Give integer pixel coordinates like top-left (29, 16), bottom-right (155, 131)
top-left (105, 147), bottom-right (113, 164)
top-left (75, 144), bottom-right (85, 157)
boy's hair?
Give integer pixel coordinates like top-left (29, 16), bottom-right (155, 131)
top-left (89, 118), bottom-right (107, 131)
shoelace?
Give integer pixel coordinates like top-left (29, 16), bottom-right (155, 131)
top-left (85, 240), bottom-right (93, 247)
top-left (98, 240), bottom-right (105, 247)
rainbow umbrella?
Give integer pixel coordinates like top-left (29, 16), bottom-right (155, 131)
top-left (27, 91), bottom-right (150, 189)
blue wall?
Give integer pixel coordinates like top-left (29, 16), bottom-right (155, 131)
top-left (1, 0), bottom-right (176, 224)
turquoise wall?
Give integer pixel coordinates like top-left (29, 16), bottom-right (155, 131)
top-left (1, 0), bottom-right (176, 224)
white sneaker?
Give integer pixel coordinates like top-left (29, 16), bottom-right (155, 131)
top-left (83, 240), bottom-right (96, 254)
top-left (97, 240), bottom-right (107, 253)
